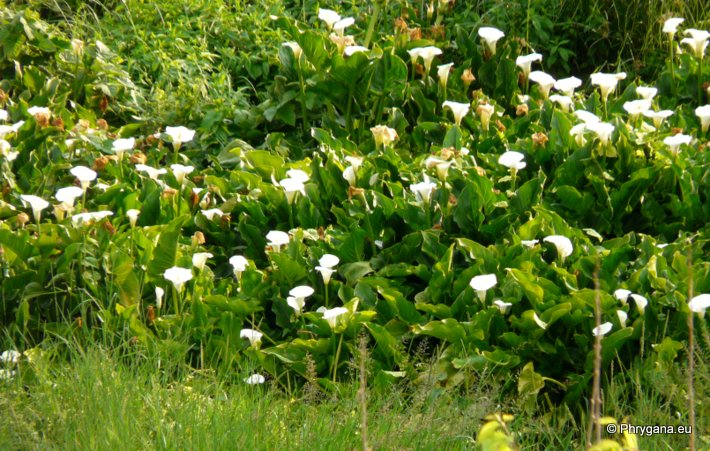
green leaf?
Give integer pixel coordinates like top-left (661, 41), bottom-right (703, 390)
top-left (340, 261), bottom-right (374, 286)
top-left (147, 216), bottom-right (187, 280)
top-left (518, 361), bottom-right (545, 412)
top-left (413, 319), bottom-right (466, 343)
top-left (111, 251), bottom-right (140, 306)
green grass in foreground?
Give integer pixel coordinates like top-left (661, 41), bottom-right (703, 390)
top-left (0, 342), bottom-right (706, 450)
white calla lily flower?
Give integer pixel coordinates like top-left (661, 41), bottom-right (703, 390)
top-left (498, 151), bottom-right (526, 170)
top-left (266, 230), bottom-right (290, 251)
top-left (245, 374), bottom-right (266, 385)
top-left (680, 29), bottom-right (710, 59)
top-left (478, 27), bottom-right (505, 55)
top-left (554, 77), bottom-right (582, 96)
top-left (528, 71), bottom-right (556, 99)
top-left (163, 266), bottom-right (193, 292)
top-left (20, 195), bottom-right (50, 223)
top-left (543, 235), bottom-right (573, 260)
top-left (592, 322), bottom-right (613, 337)
top-left (689, 294), bottom-right (710, 316)
top-left (126, 209), bottom-right (140, 228)
top-left (70, 166), bottom-right (97, 190)
top-left (192, 252), bottom-right (213, 272)
top-left (240, 329), bottom-right (263, 347)
top-left (165, 126), bottom-right (195, 147)
top-left (516, 53), bottom-right (542, 78)
top-left (470, 274), bottom-right (497, 302)
top-left (663, 133), bottom-right (692, 154)
top-left (695, 105), bottom-right (710, 133)
top-left (442, 101), bottom-right (470, 126)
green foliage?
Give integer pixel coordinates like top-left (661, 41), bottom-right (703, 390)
top-left (0, 3), bottom-right (709, 448)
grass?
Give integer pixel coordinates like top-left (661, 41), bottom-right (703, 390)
top-left (1, 338), bottom-right (707, 450)
top-left (0, 343), bottom-right (490, 450)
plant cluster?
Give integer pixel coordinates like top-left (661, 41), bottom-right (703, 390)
top-left (1, 2), bottom-right (709, 447)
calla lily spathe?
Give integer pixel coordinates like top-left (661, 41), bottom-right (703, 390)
top-left (590, 72), bottom-right (626, 102)
top-left (516, 53), bottom-right (542, 78)
top-left (680, 29), bottom-right (710, 59)
top-left (165, 126), bottom-right (195, 147)
top-left (478, 27), bottom-right (505, 55)
top-left (554, 77), bottom-right (582, 96)
top-left (240, 329), bottom-right (263, 347)
top-left (469, 274), bottom-right (497, 301)
top-left (695, 105), bottom-right (710, 133)
top-left (592, 322), bottom-right (613, 337)
top-left (663, 133), bottom-right (692, 154)
top-left (498, 151), bottom-right (526, 170)
top-left (266, 230), bottom-right (290, 250)
top-left (20, 195), bottom-right (49, 222)
top-left (528, 71), bottom-right (555, 99)
top-left (164, 266), bottom-right (193, 292)
top-left (442, 101), bottom-right (470, 126)
top-left (642, 109), bottom-right (673, 128)
top-left (315, 254), bottom-right (339, 285)
top-left (543, 235), bottom-right (573, 260)
top-left (192, 252), bottom-right (213, 272)
top-left (689, 294), bottom-right (710, 316)
top-left (70, 166), bottom-right (97, 190)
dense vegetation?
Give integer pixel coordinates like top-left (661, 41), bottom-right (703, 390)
top-left (1, 0), bottom-right (709, 449)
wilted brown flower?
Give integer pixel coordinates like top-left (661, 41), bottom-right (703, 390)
top-left (461, 69), bottom-right (475, 90)
top-left (348, 186), bottom-right (365, 199)
top-left (17, 212), bottom-right (30, 228)
top-left (147, 306), bottom-right (156, 324)
top-left (93, 156), bottom-right (109, 171)
top-left (408, 27), bottom-right (422, 41)
top-left (51, 117), bottom-right (65, 131)
top-left (429, 25), bottom-right (445, 41)
top-left (99, 96), bottom-right (109, 113)
top-left (162, 188), bottom-right (178, 199)
top-left (394, 17), bottom-right (407, 33)
top-left (516, 104), bottom-right (529, 117)
top-left (75, 119), bottom-right (91, 132)
top-left (34, 112), bottom-right (50, 128)
top-left (97, 118), bottom-right (108, 130)
top-left (102, 220), bottom-right (116, 235)
top-left (532, 132), bottom-right (549, 147)
top-left (192, 231), bottom-right (206, 246)
top-left (130, 151), bottom-right (147, 165)
top-left (440, 147), bottom-right (455, 160)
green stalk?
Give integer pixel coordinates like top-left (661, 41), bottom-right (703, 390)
top-left (346, 85), bottom-right (354, 135)
top-left (332, 332), bottom-right (344, 383)
top-left (361, 201), bottom-right (378, 255)
top-left (698, 58), bottom-right (703, 104)
top-left (297, 59), bottom-right (310, 136)
top-left (363, 1), bottom-right (381, 49)
top-left (325, 284), bottom-right (330, 308)
top-left (173, 142), bottom-right (181, 165)
top-left (669, 36), bottom-right (676, 96)
top-left (173, 286), bottom-right (181, 316)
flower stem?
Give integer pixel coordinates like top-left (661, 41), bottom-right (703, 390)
top-left (346, 85), bottom-right (354, 135)
top-left (698, 58), bottom-right (703, 104)
top-left (363, 1), bottom-right (381, 49)
top-left (669, 37), bottom-right (676, 97)
top-left (332, 332), bottom-right (344, 384)
top-left (325, 284), bottom-right (330, 308)
top-left (686, 243), bottom-right (696, 451)
top-left (297, 60), bottom-right (309, 136)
